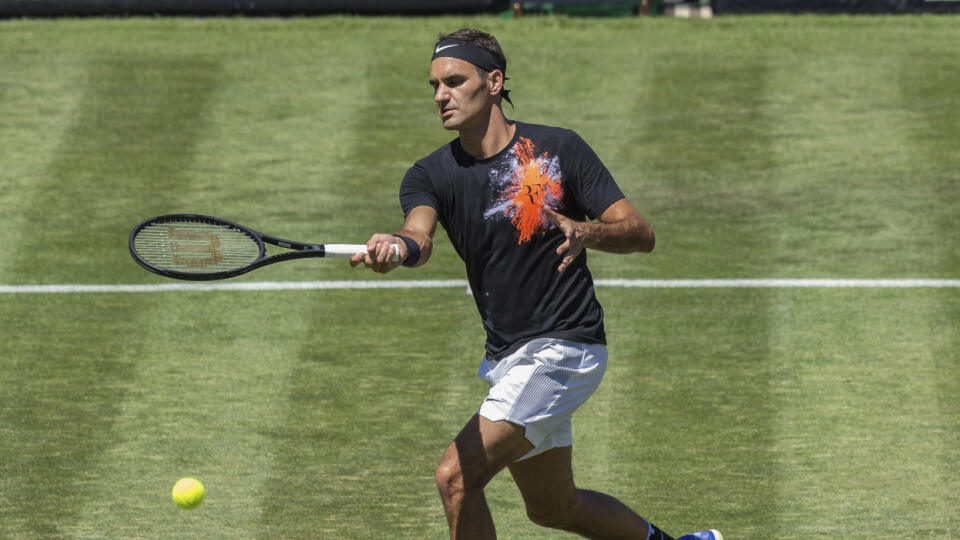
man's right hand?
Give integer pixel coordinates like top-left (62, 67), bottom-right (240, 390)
top-left (350, 234), bottom-right (404, 274)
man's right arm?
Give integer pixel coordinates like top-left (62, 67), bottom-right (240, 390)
top-left (349, 205), bottom-right (438, 274)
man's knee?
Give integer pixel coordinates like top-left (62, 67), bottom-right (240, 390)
top-left (435, 445), bottom-right (485, 502)
top-left (435, 456), bottom-right (464, 500)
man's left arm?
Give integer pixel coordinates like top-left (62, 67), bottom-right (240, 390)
top-left (544, 198), bottom-right (654, 273)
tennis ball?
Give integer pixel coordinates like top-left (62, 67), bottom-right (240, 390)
top-left (172, 477), bottom-right (205, 510)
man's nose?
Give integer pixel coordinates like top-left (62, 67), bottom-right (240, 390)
top-left (434, 84), bottom-right (449, 103)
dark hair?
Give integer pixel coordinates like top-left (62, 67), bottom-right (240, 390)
top-left (437, 28), bottom-right (512, 106)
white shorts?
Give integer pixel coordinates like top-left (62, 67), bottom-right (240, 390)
top-left (477, 338), bottom-right (607, 461)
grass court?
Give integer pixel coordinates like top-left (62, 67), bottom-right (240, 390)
top-left (0, 14), bottom-right (957, 538)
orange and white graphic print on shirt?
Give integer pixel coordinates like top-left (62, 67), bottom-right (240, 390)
top-left (483, 137), bottom-right (563, 244)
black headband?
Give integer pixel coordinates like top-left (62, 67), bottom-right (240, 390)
top-left (432, 39), bottom-right (513, 106)
top-left (432, 39), bottom-right (505, 74)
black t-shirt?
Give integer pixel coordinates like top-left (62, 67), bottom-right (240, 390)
top-left (400, 122), bottom-right (625, 360)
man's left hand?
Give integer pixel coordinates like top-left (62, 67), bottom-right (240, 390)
top-left (544, 207), bottom-right (590, 273)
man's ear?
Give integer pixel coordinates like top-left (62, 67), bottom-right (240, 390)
top-left (487, 69), bottom-right (505, 96)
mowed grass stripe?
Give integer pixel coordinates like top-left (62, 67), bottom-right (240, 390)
top-left (898, 50), bottom-right (960, 536)
top-left (257, 290), bottom-right (482, 538)
top-left (253, 40), bottom-right (420, 537)
top-left (0, 295), bottom-right (139, 537)
top-left (767, 48), bottom-right (959, 536)
top-left (898, 49), bottom-right (960, 187)
top-left (582, 289), bottom-right (780, 538)
top-left (766, 41), bottom-right (951, 278)
top-left (66, 293), bottom-right (313, 537)
top-left (619, 31), bottom-right (783, 280)
top-left (54, 46), bottom-right (330, 535)
top-left (570, 44), bottom-right (781, 537)
top-left (255, 36), bottom-right (476, 536)
top-left (768, 290), bottom-right (957, 537)
top-left (0, 43), bottom-right (89, 535)
top-left (0, 56), bottom-right (223, 536)
top-left (0, 51), bottom-right (86, 282)
top-left (14, 55), bottom-right (222, 284)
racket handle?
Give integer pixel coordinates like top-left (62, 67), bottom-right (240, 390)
top-left (326, 244), bottom-right (400, 262)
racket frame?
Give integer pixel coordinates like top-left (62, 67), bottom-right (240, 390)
top-left (129, 213), bottom-right (373, 281)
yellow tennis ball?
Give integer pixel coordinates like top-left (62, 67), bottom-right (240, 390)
top-left (172, 477), bottom-right (205, 510)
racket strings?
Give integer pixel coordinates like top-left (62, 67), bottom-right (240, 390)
top-left (134, 220), bottom-right (260, 273)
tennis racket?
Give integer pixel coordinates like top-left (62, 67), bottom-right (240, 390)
top-left (129, 214), bottom-right (397, 281)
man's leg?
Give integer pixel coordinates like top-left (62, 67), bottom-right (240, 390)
top-left (509, 445), bottom-right (662, 540)
top-left (435, 414), bottom-right (534, 540)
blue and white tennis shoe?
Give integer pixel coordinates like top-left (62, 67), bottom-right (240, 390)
top-left (677, 530), bottom-right (723, 540)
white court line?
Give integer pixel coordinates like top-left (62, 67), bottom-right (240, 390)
top-left (597, 279), bottom-right (960, 288)
top-left (0, 279), bottom-right (958, 294)
top-left (0, 280), bottom-right (467, 294)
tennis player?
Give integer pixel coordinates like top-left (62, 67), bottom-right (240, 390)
top-left (352, 28), bottom-right (721, 540)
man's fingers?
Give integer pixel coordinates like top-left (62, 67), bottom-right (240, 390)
top-left (354, 235), bottom-right (398, 272)
top-left (543, 206), bottom-right (565, 226)
top-left (375, 241), bottom-right (389, 263)
top-left (375, 241), bottom-right (401, 264)
top-left (544, 209), bottom-right (589, 272)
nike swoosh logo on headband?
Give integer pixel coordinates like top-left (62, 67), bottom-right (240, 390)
top-left (435, 44), bottom-right (458, 53)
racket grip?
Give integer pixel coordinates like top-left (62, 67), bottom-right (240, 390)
top-left (326, 244), bottom-right (400, 262)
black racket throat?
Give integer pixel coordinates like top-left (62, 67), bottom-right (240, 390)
top-left (258, 233), bottom-right (324, 253)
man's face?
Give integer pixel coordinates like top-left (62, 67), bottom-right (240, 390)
top-left (429, 57), bottom-right (492, 131)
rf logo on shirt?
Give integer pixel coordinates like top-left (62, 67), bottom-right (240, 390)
top-left (483, 137), bottom-right (564, 244)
